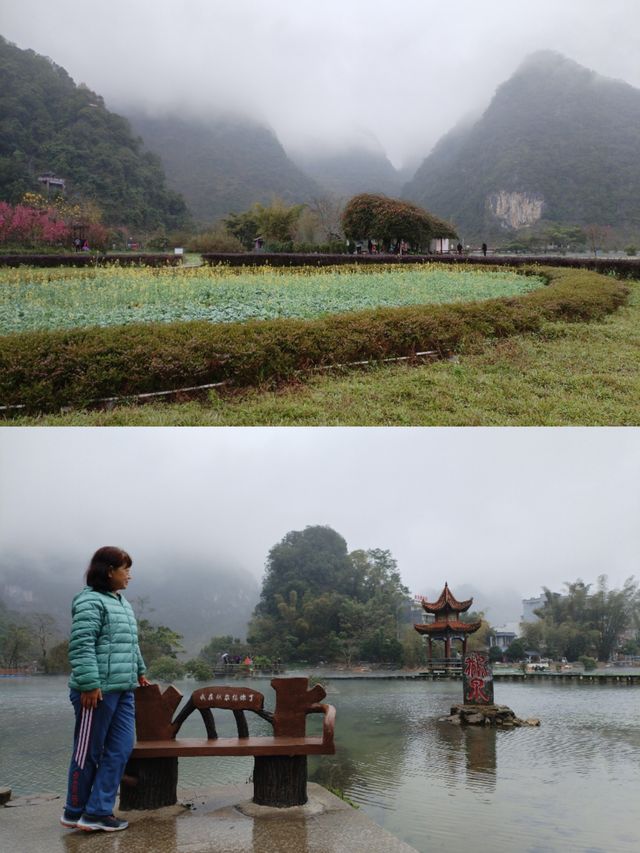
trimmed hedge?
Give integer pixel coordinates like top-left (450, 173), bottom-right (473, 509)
top-left (0, 267), bottom-right (629, 413)
top-left (202, 252), bottom-right (640, 278)
top-left (0, 254), bottom-right (182, 268)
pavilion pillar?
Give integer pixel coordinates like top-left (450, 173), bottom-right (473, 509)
top-left (428, 637), bottom-right (433, 663)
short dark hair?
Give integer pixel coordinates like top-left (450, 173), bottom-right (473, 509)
top-left (85, 546), bottom-right (132, 592)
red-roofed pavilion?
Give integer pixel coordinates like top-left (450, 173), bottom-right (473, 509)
top-left (414, 582), bottom-right (481, 663)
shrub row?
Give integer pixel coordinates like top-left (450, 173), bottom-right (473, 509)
top-left (0, 267), bottom-right (629, 414)
top-left (202, 252), bottom-right (640, 278)
top-left (0, 253), bottom-right (182, 268)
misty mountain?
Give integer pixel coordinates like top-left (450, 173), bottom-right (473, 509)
top-left (0, 36), bottom-right (190, 229)
top-left (0, 554), bottom-right (260, 656)
top-left (403, 51), bottom-right (640, 239)
top-left (290, 147), bottom-right (402, 198)
top-left (126, 113), bottom-right (322, 224)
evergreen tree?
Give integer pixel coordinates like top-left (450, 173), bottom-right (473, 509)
top-left (520, 576), bottom-right (639, 661)
top-left (247, 527), bottom-right (411, 664)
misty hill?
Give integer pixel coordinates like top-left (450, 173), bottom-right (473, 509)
top-left (0, 554), bottom-right (260, 656)
top-left (126, 113), bottom-right (321, 224)
top-left (403, 51), bottom-right (640, 239)
top-left (0, 36), bottom-right (190, 229)
top-left (290, 147), bottom-right (402, 199)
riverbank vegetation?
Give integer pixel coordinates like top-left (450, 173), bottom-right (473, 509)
top-left (519, 577), bottom-right (640, 662)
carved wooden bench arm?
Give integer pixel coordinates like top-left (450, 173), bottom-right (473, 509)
top-left (311, 702), bottom-right (336, 748)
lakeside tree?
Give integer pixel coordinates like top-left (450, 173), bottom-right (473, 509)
top-left (28, 612), bottom-right (59, 671)
top-left (129, 596), bottom-right (184, 665)
top-left (505, 638), bottom-right (526, 662)
top-left (0, 600), bottom-right (63, 671)
top-left (246, 526), bottom-right (411, 664)
top-left (137, 619), bottom-right (183, 665)
top-left (147, 655), bottom-right (185, 681)
top-left (0, 623), bottom-right (36, 668)
top-left (341, 193), bottom-right (457, 251)
top-left (47, 640), bottom-right (71, 674)
top-left (520, 576), bottom-right (640, 661)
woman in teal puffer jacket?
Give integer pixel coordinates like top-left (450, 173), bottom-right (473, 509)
top-left (61, 546), bottom-right (150, 833)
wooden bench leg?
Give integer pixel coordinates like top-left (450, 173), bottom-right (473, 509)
top-left (252, 755), bottom-right (307, 807)
top-left (119, 757), bottom-right (178, 810)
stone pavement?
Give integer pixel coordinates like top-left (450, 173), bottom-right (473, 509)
top-left (1, 783), bottom-right (418, 853)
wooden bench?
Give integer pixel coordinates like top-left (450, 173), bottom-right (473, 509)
top-left (119, 677), bottom-right (335, 810)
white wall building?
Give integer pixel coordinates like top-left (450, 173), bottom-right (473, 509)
top-left (522, 595), bottom-right (545, 622)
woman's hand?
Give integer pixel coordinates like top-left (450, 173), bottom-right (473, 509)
top-left (138, 675), bottom-right (151, 687)
top-left (80, 688), bottom-right (102, 709)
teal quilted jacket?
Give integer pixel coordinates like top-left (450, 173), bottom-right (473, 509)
top-left (68, 587), bottom-right (146, 693)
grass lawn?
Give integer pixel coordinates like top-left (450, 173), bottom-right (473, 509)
top-left (9, 280), bottom-right (639, 427)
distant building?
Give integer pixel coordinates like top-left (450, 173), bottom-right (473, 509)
top-left (38, 173), bottom-right (66, 197)
top-left (489, 622), bottom-right (520, 651)
top-left (522, 595), bottom-right (545, 622)
top-left (410, 595), bottom-right (433, 626)
top-left (397, 595), bottom-right (433, 637)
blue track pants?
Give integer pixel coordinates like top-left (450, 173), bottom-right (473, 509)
top-left (64, 689), bottom-right (135, 817)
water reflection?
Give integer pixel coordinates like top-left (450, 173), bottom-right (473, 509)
top-left (316, 687), bottom-right (419, 811)
top-left (3, 677), bottom-right (640, 853)
top-left (430, 723), bottom-right (497, 792)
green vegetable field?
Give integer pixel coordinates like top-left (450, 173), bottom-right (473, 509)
top-left (0, 264), bottom-right (544, 333)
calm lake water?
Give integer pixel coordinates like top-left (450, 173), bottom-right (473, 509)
top-left (1, 675), bottom-right (639, 853)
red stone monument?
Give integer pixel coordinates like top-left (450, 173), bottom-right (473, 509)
top-left (414, 582), bottom-right (481, 668)
top-left (463, 650), bottom-right (494, 705)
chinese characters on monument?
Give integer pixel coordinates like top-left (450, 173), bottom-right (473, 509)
top-left (463, 651), bottom-right (494, 705)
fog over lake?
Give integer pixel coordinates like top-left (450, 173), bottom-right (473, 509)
top-left (0, 428), bottom-right (638, 623)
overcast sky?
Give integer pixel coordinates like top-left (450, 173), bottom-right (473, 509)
top-left (1, 428), bottom-right (638, 609)
top-left (2, 0), bottom-right (640, 167)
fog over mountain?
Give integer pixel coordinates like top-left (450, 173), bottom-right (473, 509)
top-left (2, 0), bottom-right (639, 170)
top-left (403, 51), bottom-right (640, 239)
top-left (1, 551), bottom-right (259, 655)
top-left (291, 148), bottom-right (402, 199)
top-left (126, 112), bottom-right (321, 223)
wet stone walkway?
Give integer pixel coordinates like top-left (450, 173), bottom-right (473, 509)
top-left (1, 783), bottom-right (418, 853)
